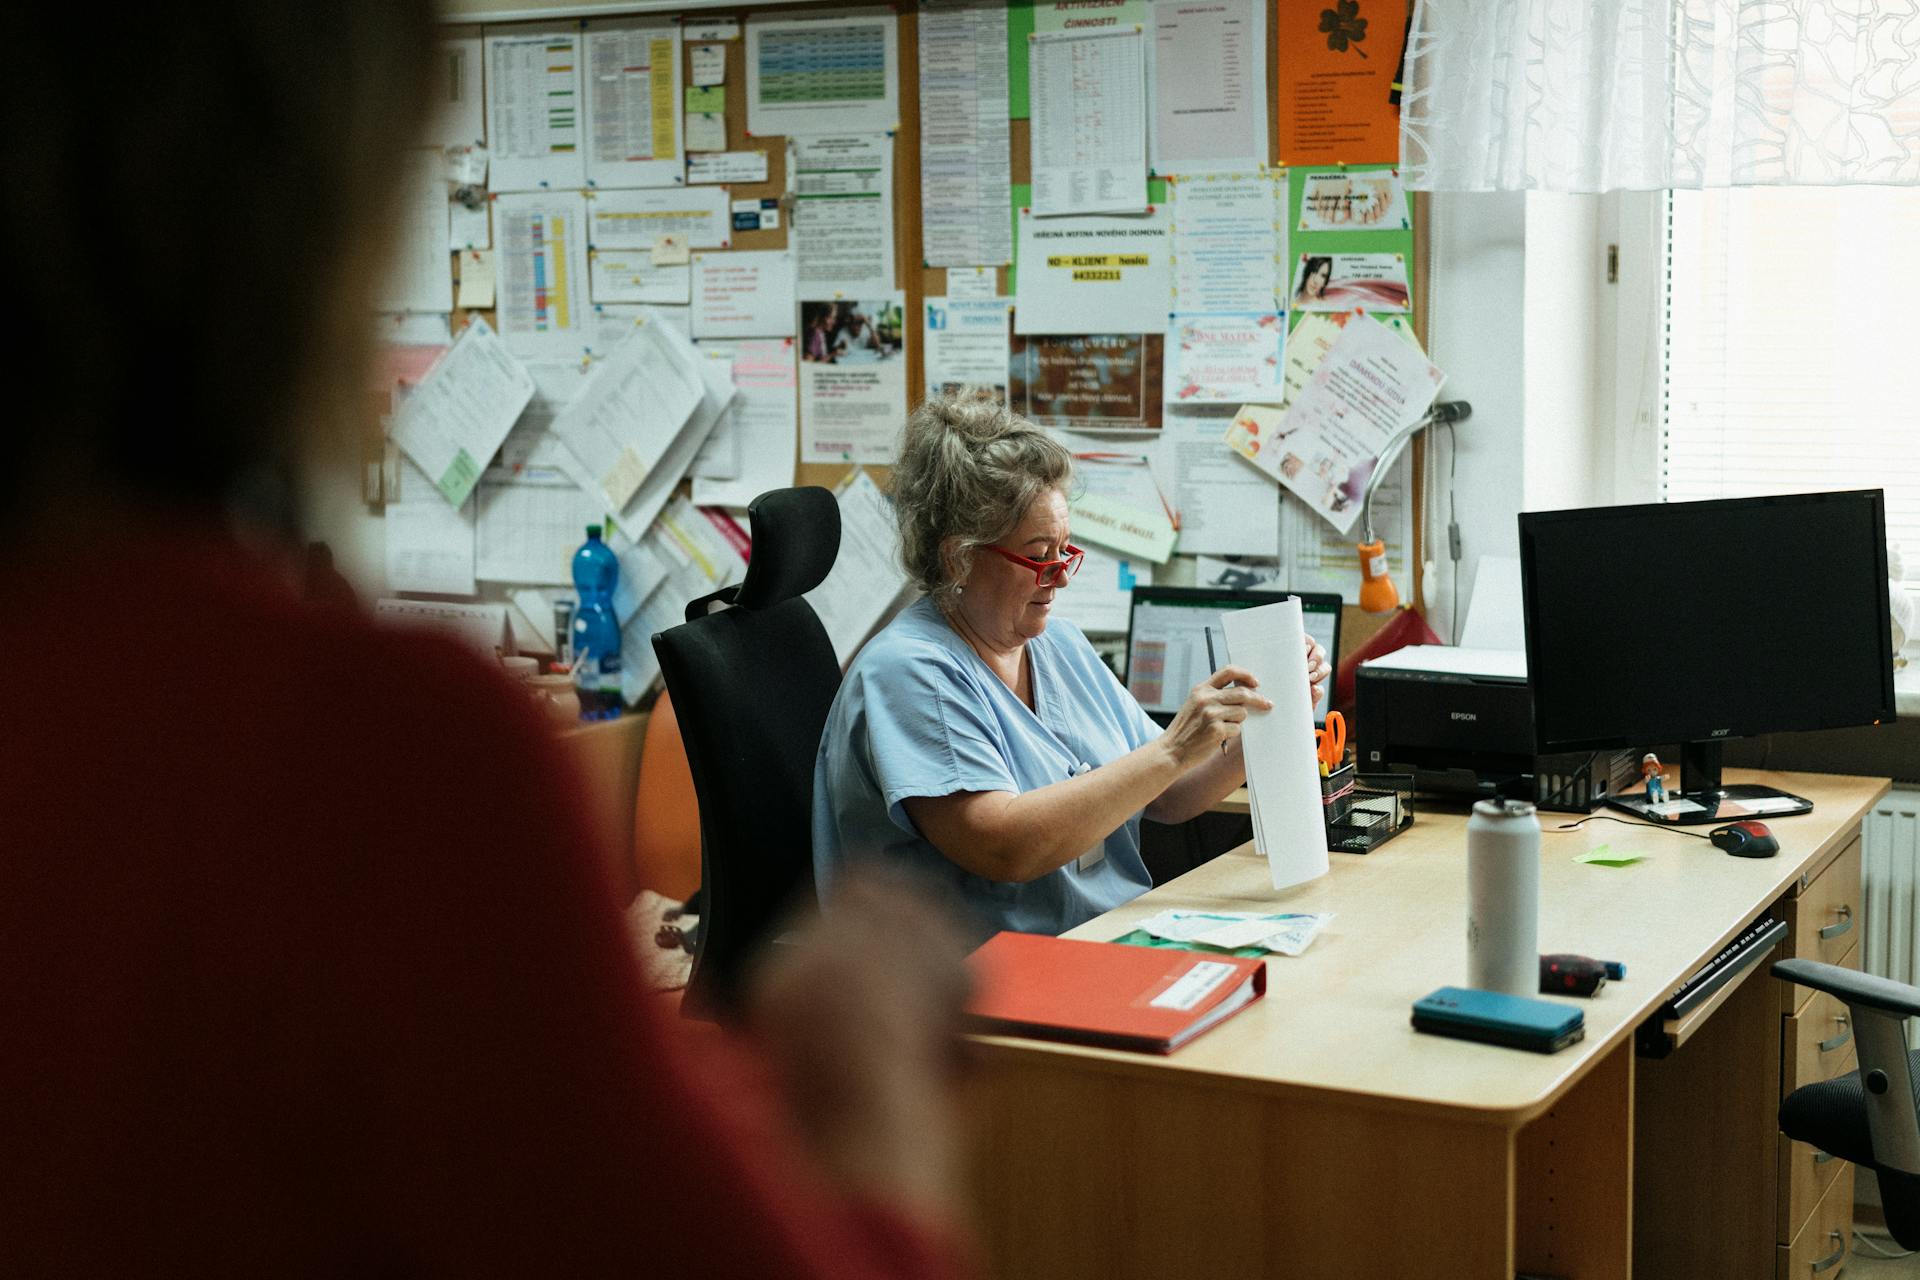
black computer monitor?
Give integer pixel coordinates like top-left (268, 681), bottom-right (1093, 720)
top-left (1518, 491), bottom-right (1895, 824)
top-left (1124, 586), bottom-right (1343, 728)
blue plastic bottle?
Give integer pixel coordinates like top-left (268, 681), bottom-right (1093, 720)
top-left (570, 524), bottom-right (622, 719)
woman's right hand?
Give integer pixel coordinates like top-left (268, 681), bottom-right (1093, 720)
top-left (1160, 666), bottom-right (1273, 770)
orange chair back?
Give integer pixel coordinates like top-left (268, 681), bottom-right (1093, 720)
top-left (632, 691), bottom-right (703, 903)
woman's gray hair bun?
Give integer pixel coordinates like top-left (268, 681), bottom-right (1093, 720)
top-left (890, 389), bottom-right (1072, 610)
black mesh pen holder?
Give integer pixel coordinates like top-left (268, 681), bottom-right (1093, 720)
top-left (1323, 768), bottom-right (1414, 854)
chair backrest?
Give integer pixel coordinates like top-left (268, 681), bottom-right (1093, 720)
top-left (652, 486), bottom-right (842, 1019)
top-left (631, 690), bottom-right (702, 904)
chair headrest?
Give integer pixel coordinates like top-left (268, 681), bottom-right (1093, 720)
top-left (734, 486), bottom-right (842, 610)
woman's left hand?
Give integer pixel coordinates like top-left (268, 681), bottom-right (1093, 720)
top-left (1305, 634), bottom-right (1331, 708)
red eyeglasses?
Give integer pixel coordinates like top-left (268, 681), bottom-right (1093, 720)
top-left (981, 542), bottom-right (1086, 586)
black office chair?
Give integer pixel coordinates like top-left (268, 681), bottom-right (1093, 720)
top-left (652, 486), bottom-right (842, 1021)
top-left (1774, 958), bottom-right (1920, 1247)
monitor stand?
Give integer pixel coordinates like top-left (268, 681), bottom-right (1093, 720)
top-left (1605, 740), bottom-right (1814, 826)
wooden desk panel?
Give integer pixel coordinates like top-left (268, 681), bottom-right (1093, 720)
top-left (979, 772), bottom-right (1884, 1120)
top-left (969, 771), bottom-right (1888, 1279)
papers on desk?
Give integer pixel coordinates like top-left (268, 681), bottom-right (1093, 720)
top-left (1133, 909), bottom-right (1334, 956)
top-left (374, 598), bottom-right (508, 658)
top-left (1221, 598), bottom-right (1330, 891)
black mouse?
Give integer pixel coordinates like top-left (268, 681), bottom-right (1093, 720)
top-left (1709, 820), bottom-right (1779, 858)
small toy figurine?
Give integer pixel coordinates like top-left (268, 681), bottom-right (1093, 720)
top-left (1641, 752), bottom-right (1667, 805)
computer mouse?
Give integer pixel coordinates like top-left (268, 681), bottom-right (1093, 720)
top-left (1709, 820), bottom-right (1779, 858)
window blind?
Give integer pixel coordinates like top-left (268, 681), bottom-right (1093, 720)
top-left (1663, 186), bottom-right (1920, 591)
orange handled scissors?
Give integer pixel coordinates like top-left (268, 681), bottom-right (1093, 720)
top-left (1315, 710), bottom-right (1347, 772)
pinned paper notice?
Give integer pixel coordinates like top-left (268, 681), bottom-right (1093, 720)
top-left (686, 112), bottom-right (727, 153)
top-left (685, 85), bottom-right (724, 115)
top-left (688, 149), bottom-right (768, 185)
top-left (651, 232), bottom-right (690, 266)
top-left (1069, 491), bottom-right (1176, 565)
top-left (691, 43), bottom-right (727, 86)
top-left (456, 250), bottom-right (496, 309)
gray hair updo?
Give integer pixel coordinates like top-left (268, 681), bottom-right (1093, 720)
top-left (891, 389), bottom-right (1072, 611)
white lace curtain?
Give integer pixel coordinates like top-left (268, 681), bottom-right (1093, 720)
top-left (1400, 0), bottom-right (1920, 192)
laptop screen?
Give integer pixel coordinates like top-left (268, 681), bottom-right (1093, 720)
top-left (1123, 587), bottom-right (1343, 727)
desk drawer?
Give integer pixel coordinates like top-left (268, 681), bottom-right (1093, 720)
top-left (1776, 1161), bottom-right (1852, 1279)
top-left (1782, 971), bottom-right (1860, 1099)
top-left (1776, 1092), bottom-right (1852, 1245)
top-left (1783, 834), bottom-right (1861, 993)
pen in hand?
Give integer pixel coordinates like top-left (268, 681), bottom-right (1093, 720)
top-left (1205, 626), bottom-right (1230, 753)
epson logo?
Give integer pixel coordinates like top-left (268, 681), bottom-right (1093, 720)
top-left (1451, 711), bottom-right (1477, 721)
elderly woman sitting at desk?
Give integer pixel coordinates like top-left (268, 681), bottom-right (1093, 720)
top-left (814, 393), bottom-right (1329, 938)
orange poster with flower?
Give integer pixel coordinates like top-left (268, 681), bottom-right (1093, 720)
top-left (1276, 0), bottom-right (1410, 166)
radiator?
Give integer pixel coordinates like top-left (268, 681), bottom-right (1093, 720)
top-left (1863, 788), bottom-right (1920, 1026)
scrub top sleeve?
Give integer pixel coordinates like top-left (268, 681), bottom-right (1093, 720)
top-left (859, 661), bottom-right (1019, 836)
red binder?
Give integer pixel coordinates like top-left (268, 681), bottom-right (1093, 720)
top-left (966, 932), bottom-right (1267, 1054)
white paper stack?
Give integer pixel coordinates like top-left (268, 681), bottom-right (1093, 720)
top-left (1220, 598), bottom-right (1330, 891)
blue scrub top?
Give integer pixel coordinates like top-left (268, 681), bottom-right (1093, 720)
top-left (812, 597), bottom-right (1163, 940)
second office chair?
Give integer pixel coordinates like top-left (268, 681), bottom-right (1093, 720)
top-left (652, 486), bottom-right (843, 1020)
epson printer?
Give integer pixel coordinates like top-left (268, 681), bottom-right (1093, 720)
top-left (1353, 646), bottom-right (1637, 812)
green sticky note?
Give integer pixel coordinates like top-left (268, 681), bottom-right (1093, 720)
top-left (685, 85), bottom-right (724, 114)
top-left (435, 448), bottom-right (480, 507)
top-left (1576, 844), bottom-right (1646, 868)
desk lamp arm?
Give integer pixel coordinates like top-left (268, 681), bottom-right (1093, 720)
top-left (1361, 400), bottom-right (1471, 544)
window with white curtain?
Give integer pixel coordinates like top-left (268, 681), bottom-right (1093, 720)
top-left (1663, 186), bottom-right (1920, 596)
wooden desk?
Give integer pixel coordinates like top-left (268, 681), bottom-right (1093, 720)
top-left (967, 770), bottom-right (1884, 1279)
top-left (556, 712), bottom-right (649, 902)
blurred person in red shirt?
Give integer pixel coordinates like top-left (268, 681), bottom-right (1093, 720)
top-left (0, 5), bottom-right (973, 1276)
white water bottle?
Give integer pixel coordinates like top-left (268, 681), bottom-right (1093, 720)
top-left (1467, 798), bottom-right (1541, 995)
